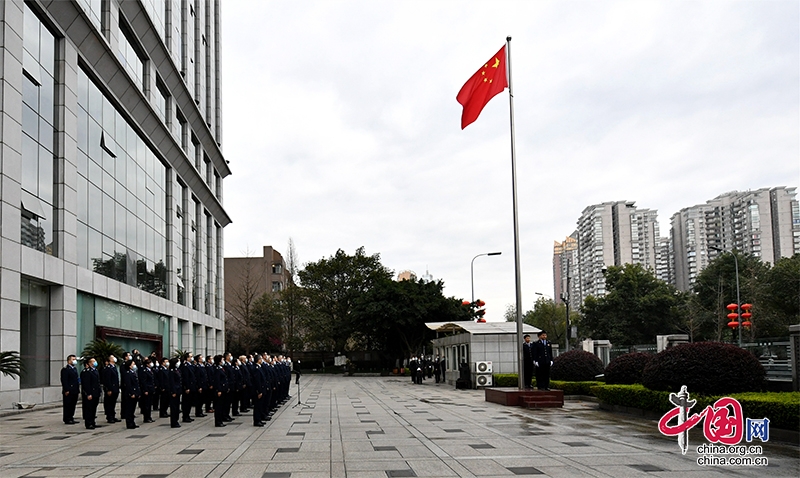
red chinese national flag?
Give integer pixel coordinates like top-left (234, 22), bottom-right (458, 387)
top-left (457, 45), bottom-right (508, 129)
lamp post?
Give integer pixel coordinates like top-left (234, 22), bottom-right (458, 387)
top-left (471, 252), bottom-right (501, 303)
top-left (709, 246), bottom-right (741, 347)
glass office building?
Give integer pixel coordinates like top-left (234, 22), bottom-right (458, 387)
top-left (0, 0), bottom-right (230, 407)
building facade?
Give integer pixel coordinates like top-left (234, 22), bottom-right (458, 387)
top-left (0, 0), bottom-right (230, 408)
top-left (224, 245), bottom-right (289, 317)
top-left (568, 201), bottom-right (661, 304)
top-left (671, 187), bottom-right (800, 291)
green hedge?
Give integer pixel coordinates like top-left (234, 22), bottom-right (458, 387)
top-left (590, 384), bottom-right (800, 432)
top-left (492, 374), bottom-right (602, 395)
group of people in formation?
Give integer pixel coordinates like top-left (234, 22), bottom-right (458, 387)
top-left (407, 355), bottom-right (445, 384)
top-left (60, 350), bottom-right (295, 430)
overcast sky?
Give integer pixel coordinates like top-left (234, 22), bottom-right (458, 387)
top-left (220, 0), bottom-right (799, 319)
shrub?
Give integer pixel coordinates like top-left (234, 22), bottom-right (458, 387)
top-left (493, 373), bottom-right (519, 387)
top-left (604, 352), bottom-right (652, 384)
top-left (642, 342), bottom-right (765, 395)
top-left (591, 384), bottom-right (674, 414)
top-left (490, 374), bottom-right (603, 395)
top-left (551, 350), bottom-right (604, 382)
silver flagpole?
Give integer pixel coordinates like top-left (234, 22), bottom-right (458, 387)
top-left (505, 36), bottom-right (525, 390)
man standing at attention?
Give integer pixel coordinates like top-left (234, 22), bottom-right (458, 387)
top-left (532, 331), bottom-right (553, 391)
top-left (60, 354), bottom-right (79, 424)
top-left (522, 334), bottom-right (534, 389)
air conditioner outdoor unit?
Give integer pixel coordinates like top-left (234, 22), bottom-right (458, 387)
top-left (475, 361), bottom-right (492, 374)
top-left (476, 374), bottom-right (492, 387)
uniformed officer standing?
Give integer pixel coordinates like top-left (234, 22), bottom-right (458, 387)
top-left (193, 355), bottom-right (208, 418)
top-left (157, 358), bottom-right (170, 418)
top-left (212, 354), bottom-right (229, 427)
top-left (204, 358), bottom-right (215, 414)
top-left (138, 357), bottom-right (156, 423)
top-left (180, 353), bottom-right (196, 423)
top-left (251, 355), bottom-right (266, 427)
top-left (238, 355), bottom-right (252, 413)
top-left (79, 357), bottom-right (101, 428)
top-left (120, 360), bottom-right (141, 429)
top-left (101, 355), bottom-right (121, 423)
top-left (231, 359), bottom-right (243, 416)
top-left (167, 358), bottom-right (182, 428)
top-left (60, 354), bottom-right (80, 425)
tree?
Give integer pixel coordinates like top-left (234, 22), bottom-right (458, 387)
top-left (758, 254), bottom-right (800, 335)
top-left (281, 238), bottom-right (307, 355)
top-left (298, 247), bottom-right (392, 352)
top-left (353, 278), bottom-right (473, 359)
top-left (225, 247), bottom-right (268, 354)
top-left (250, 292), bottom-right (285, 351)
top-left (0, 351), bottom-right (23, 379)
top-left (692, 251), bottom-right (769, 341)
top-left (580, 264), bottom-right (684, 347)
top-left (523, 298), bottom-right (579, 349)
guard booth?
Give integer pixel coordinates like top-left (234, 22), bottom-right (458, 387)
top-left (427, 321), bottom-right (540, 389)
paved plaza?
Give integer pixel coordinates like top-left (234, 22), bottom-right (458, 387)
top-left (0, 375), bottom-right (797, 477)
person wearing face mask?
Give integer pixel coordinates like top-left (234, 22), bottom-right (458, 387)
top-left (80, 357), bottom-right (101, 429)
top-left (60, 354), bottom-right (80, 425)
top-left (212, 354), bottom-right (229, 427)
top-left (231, 359), bottom-right (243, 417)
top-left (101, 355), bottom-right (121, 423)
top-left (138, 357), bottom-right (156, 423)
top-left (120, 360), bottom-right (141, 429)
top-left (193, 355), bottom-right (207, 418)
top-left (180, 353), bottom-right (196, 423)
top-left (167, 358), bottom-right (183, 428)
top-left (158, 358), bottom-right (171, 418)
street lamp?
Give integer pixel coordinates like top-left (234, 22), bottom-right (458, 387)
top-left (708, 246), bottom-right (741, 347)
top-left (471, 252), bottom-right (501, 303)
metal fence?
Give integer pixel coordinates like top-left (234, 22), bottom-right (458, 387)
top-left (610, 344), bottom-right (657, 360)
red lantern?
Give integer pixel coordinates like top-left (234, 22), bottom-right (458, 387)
top-left (741, 312), bottom-right (752, 320)
top-left (726, 303), bottom-right (738, 311)
top-left (741, 303), bottom-right (753, 310)
top-left (742, 321), bottom-right (752, 328)
top-left (727, 313), bottom-right (739, 320)
top-left (727, 321), bottom-right (739, 328)
top-left (462, 300), bottom-right (471, 306)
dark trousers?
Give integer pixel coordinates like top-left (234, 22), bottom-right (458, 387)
top-left (159, 390), bottom-right (170, 416)
top-left (213, 393), bottom-right (225, 425)
top-left (231, 390), bottom-right (240, 415)
top-left (523, 363), bottom-right (534, 389)
top-left (169, 394), bottom-right (181, 426)
top-left (181, 392), bottom-right (193, 421)
top-left (205, 388), bottom-right (214, 412)
top-left (535, 365), bottom-right (550, 390)
top-left (81, 396), bottom-right (98, 427)
top-left (139, 392), bottom-right (152, 421)
top-left (104, 391), bottom-right (118, 420)
top-left (121, 394), bottom-right (138, 427)
top-left (63, 392), bottom-right (78, 423)
top-left (195, 391), bottom-right (205, 416)
top-left (152, 390), bottom-right (160, 411)
top-left (252, 394), bottom-right (263, 424)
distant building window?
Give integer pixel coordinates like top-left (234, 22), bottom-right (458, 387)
top-left (272, 281), bottom-right (282, 292)
top-left (272, 263), bottom-right (282, 274)
top-left (117, 19), bottom-right (145, 90)
top-left (20, 279), bottom-right (50, 389)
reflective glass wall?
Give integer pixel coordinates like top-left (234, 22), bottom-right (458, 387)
top-left (75, 68), bottom-right (168, 298)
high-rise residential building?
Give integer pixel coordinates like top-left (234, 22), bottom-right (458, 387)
top-left (397, 270), bottom-right (417, 281)
top-left (565, 201), bottom-right (661, 304)
top-left (553, 234), bottom-right (580, 311)
top-left (0, 0), bottom-right (230, 408)
top-left (671, 187), bottom-right (800, 291)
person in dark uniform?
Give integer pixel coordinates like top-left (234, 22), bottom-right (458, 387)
top-left (212, 354), bottom-right (229, 427)
top-left (148, 351), bottom-right (160, 412)
top-left (433, 355), bottom-right (441, 383)
top-left (138, 357), bottom-right (156, 423)
top-left (180, 353), bottom-right (196, 423)
top-left (231, 359), bottom-right (243, 417)
top-left (238, 355), bottom-right (251, 413)
top-left (167, 358), bottom-right (182, 428)
top-left (522, 334), bottom-right (534, 389)
top-left (193, 354), bottom-right (207, 417)
top-left (251, 355), bottom-right (266, 426)
top-left (204, 358), bottom-right (215, 414)
top-left (532, 331), bottom-right (554, 391)
top-left (60, 354), bottom-right (80, 425)
top-left (120, 359), bottom-right (141, 429)
top-left (79, 356), bottom-right (100, 428)
top-left (101, 355), bottom-right (121, 423)
top-left (157, 358), bottom-right (170, 418)
top-left (222, 353), bottom-right (235, 421)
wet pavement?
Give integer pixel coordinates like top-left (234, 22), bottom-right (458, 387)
top-left (0, 375), bottom-right (797, 477)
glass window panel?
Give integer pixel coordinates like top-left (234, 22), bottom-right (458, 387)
top-left (21, 134), bottom-right (38, 194)
top-left (77, 70), bottom-right (88, 109)
top-left (136, 219), bottom-right (146, 255)
top-left (39, 72), bottom-right (53, 125)
top-left (127, 213), bottom-right (136, 248)
top-left (88, 226), bottom-right (102, 266)
top-left (88, 183), bottom-right (102, 230)
top-left (23, 6), bottom-right (39, 58)
top-left (102, 96), bottom-right (114, 135)
top-left (19, 279), bottom-right (50, 389)
top-left (115, 113), bottom-right (126, 151)
top-left (102, 234), bottom-right (114, 260)
top-left (88, 155), bottom-right (102, 187)
top-left (40, 27), bottom-right (55, 76)
top-left (37, 146), bottom-right (52, 206)
top-left (88, 80), bottom-right (102, 120)
top-left (77, 107), bottom-right (88, 154)
top-left (88, 118), bottom-right (101, 160)
top-left (38, 116), bottom-right (53, 152)
top-left (77, 221), bottom-right (89, 269)
top-left (76, 177), bottom-right (88, 223)
top-left (22, 104), bottom-right (38, 137)
top-left (22, 76), bottom-right (39, 109)
top-left (102, 193), bottom-right (114, 236)
top-left (102, 165), bottom-right (113, 192)
top-left (115, 202), bottom-right (125, 240)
